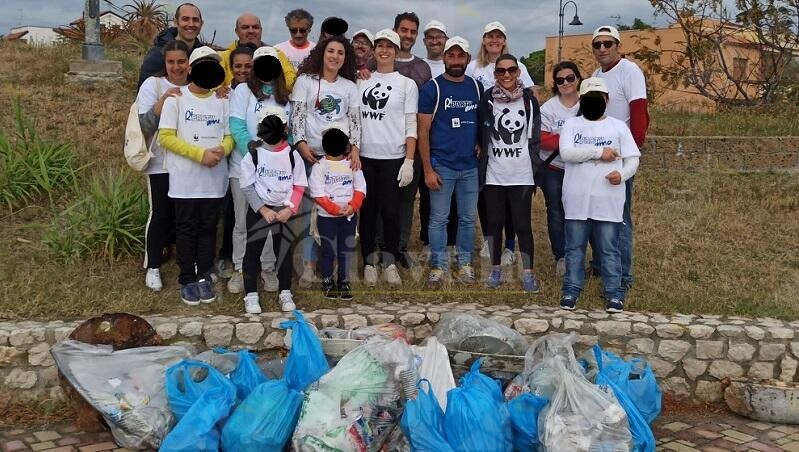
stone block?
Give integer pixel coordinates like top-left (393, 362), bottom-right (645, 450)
top-left (319, 315), bottom-right (340, 328)
top-left (563, 319), bottom-right (583, 330)
top-left (727, 342), bottom-right (756, 362)
top-left (632, 323), bottom-right (654, 335)
top-left (748, 362), bottom-right (775, 380)
top-left (717, 325), bottom-right (745, 338)
top-left (342, 314), bottom-right (368, 330)
top-left (178, 322), bottom-right (203, 337)
top-left (769, 327), bottom-right (795, 340)
top-left (155, 323), bottom-right (177, 340)
top-left (662, 377), bottom-right (691, 397)
top-left (27, 343), bottom-right (54, 367)
top-left (594, 321), bottom-right (631, 337)
top-left (708, 360), bottom-right (744, 379)
top-left (682, 358), bottom-right (708, 380)
top-left (399, 313), bottom-right (426, 326)
top-left (4, 368), bottom-right (37, 389)
top-left (695, 380), bottom-right (723, 403)
top-left (696, 340), bottom-right (725, 360)
top-left (760, 343), bottom-right (787, 361)
top-left (514, 319), bottom-right (549, 335)
top-left (263, 332), bottom-right (284, 349)
top-left (235, 323), bottom-right (265, 344)
top-left (688, 325), bottom-right (715, 339)
top-left (648, 357), bottom-right (676, 378)
top-left (658, 340), bottom-right (691, 362)
top-left (203, 323), bottom-right (234, 348)
top-left (368, 314), bottom-right (396, 324)
top-left (744, 326), bottom-right (766, 340)
top-left (656, 324), bottom-right (685, 338)
top-left (0, 346), bottom-right (25, 365)
top-left (780, 355), bottom-right (798, 382)
top-left (626, 338), bottom-right (655, 355)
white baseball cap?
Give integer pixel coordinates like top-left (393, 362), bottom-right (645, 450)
top-left (373, 29), bottom-right (401, 48)
top-left (424, 20), bottom-right (447, 35)
top-left (253, 46), bottom-right (280, 61)
top-left (256, 105), bottom-right (289, 125)
top-left (443, 36), bottom-right (470, 54)
top-left (592, 25), bottom-right (621, 43)
top-left (483, 21), bottom-right (507, 36)
top-left (352, 29), bottom-right (374, 46)
top-left (579, 77), bottom-right (609, 96)
top-left (189, 46), bottom-right (222, 65)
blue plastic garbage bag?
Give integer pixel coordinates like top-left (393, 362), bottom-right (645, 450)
top-left (165, 359), bottom-right (236, 421)
top-left (401, 379), bottom-right (455, 452)
top-left (592, 345), bottom-right (662, 424)
top-left (229, 350), bottom-right (268, 401)
top-left (507, 393), bottom-right (549, 452)
top-left (160, 360), bottom-right (237, 452)
top-left (221, 379), bottom-right (304, 452)
top-left (444, 360), bottom-right (512, 452)
top-left (596, 372), bottom-right (656, 452)
top-left (280, 310), bottom-right (329, 391)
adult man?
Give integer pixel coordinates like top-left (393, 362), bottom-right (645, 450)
top-left (418, 37), bottom-right (482, 287)
top-left (137, 3), bottom-right (204, 88)
top-left (590, 25), bottom-right (649, 290)
top-left (275, 9), bottom-right (315, 69)
top-left (422, 20), bottom-right (447, 78)
top-left (218, 13), bottom-right (296, 88)
top-left (391, 12), bottom-right (433, 88)
top-left (351, 29), bottom-right (374, 71)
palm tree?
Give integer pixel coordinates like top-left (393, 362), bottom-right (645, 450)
top-left (123, 0), bottom-right (168, 47)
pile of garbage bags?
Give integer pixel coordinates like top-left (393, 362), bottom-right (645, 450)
top-left (51, 312), bottom-right (661, 452)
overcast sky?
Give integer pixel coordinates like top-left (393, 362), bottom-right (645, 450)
top-left (1, 0), bottom-right (669, 57)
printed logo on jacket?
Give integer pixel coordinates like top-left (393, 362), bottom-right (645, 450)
top-left (361, 82), bottom-right (393, 120)
top-left (491, 107), bottom-right (526, 158)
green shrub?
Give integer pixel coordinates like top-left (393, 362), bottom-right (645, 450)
top-left (45, 169), bottom-right (148, 262)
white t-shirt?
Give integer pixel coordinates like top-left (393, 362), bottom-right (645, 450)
top-left (308, 158), bottom-right (367, 218)
top-left (486, 97), bottom-right (534, 186)
top-left (229, 83), bottom-right (292, 179)
top-left (466, 61), bottom-right (535, 91)
top-left (137, 76), bottom-right (180, 175)
top-left (540, 96), bottom-right (580, 170)
top-left (357, 71), bottom-right (418, 159)
top-left (592, 58), bottom-right (647, 126)
top-left (559, 116), bottom-right (641, 222)
top-left (239, 145), bottom-right (307, 207)
top-left (275, 40), bottom-right (316, 69)
top-left (424, 58), bottom-right (445, 78)
top-left (290, 74), bottom-right (359, 155)
top-left (159, 86), bottom-right (230, 199)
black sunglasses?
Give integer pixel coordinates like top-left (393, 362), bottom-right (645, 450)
top-left (494, 66), bottom-right (519, 76)
top-left (592, 40), bottom-right (616, 50)
top-left (290, 27), bottom-right (309, 35)
top-left (555, 74), bottom-right (577, 85)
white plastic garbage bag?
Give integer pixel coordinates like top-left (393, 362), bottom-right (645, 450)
top-left (433, 313), bottom-right (528, 355)
top-left (412, 336), bottom-right (455, 411)
top-left (505, 332), bottom-right (583, 401)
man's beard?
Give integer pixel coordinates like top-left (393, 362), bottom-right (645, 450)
top-left (445, 65), bottom-right (465, 77)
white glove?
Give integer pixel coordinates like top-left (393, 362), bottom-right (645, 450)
top-left (397, 158), bottom-right (415, 187)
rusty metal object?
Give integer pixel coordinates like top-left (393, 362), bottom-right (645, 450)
top-left (60, 313), bottom-right (162, 432)
top-left (725, 378), bottom-right (799, 424)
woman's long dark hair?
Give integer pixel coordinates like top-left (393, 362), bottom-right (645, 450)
top-left (229, 43), bottom-right (256, 88)
top-left (551, 61), bottom-right (582, 96)
top-left (158, 40), bottom-right (191, 79)
top-left (246, 60), bottom-right (290, 105)
top-left (297, 35), bottom-right (357, 82)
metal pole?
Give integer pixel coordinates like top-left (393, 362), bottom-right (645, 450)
top-left (82, 0), bottom-right (105, 61)
top-left (558, 0), bottom-right (564, 62)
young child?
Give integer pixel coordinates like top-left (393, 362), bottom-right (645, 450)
top-left (309, 127), bottom-right (366, 300)
top-left (239, 107), bottom-right (308, 313)
top-left (558, 77), bottom-right (640, 313)
top-left (158, 46), bottom-right (233, 306)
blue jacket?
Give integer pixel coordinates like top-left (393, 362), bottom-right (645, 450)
top-left (137, 27), bottom-right (205, 88)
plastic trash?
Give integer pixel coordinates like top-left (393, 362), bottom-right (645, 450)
top-left (281, 310), bottom-right (330, 391)
top-left (443, 360), bottom-right (513, 452)
top-left (50, 340), bottom-right (192, 450)
top-left (505, 332), bottom-right (583, 401)
top-left (413, 336), bottom-right (456, 411)
top-left (401, 379), bottom-right (455, 452)
top-left (433, 313), bottom-right (528, 355)
top-left (538, 355), bottom-right (632, 452)
top-left (382, 424), bottom-right (412, 452)
top-left (161, 360), bottom-right (237, 452)
top-left (194, 348), bottom-right (240, 375)
top-left (292, 337), bottom-right (414, 451)
top-left (259, 357), bottom-right (286, 380)
top-left (321, 323), bottom-right (409, 342)
top-left (596, 372), bottom-right (656, 452)
top-left (229, 350), bottom-right (268, 401)
top-left (507, 393), bottom-right (549, 452)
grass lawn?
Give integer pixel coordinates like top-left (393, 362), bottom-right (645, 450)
top-left (0, 42), bottom-right (797, 321)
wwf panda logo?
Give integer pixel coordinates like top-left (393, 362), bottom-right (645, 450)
top-left (493, 108), bottom-right (526, 145)
top-left (362, 83), bottom-right (392, 110)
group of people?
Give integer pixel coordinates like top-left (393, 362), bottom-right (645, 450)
top-left (134, 2), bottom-right (649, 315)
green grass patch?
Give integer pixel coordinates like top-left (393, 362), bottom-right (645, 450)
top-left (650, 104), bottom-right (799, 136)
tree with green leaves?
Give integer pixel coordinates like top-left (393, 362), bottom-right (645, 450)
top-left (520, 49), bottom-right (546, 86)
top-left (617, 18), bottom-right (656, 30)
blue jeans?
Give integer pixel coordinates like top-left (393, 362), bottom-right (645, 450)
top-left (590, 176), bottom-right (634, 287)
top-left (300, 159), bottom-right (320, 264)
top-left (428, 165), bottom-right (478, 271)
top-left (539, 167), bottom-right (565, 260)
top-left (563, 219), bottom-right (624, 300)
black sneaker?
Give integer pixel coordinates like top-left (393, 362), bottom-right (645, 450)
top-left (321, 277), bottom-right (337, 300)
top-left (606, 298), bottom-right (625, 313)
top-left (560, 295), bottom-right (578, 311)
top-left (181, 282), bottom-right (201, 306)
top-left (338, 281), bottom-right (353, 301)
top-left (197, 279), bottom-right (216, 304)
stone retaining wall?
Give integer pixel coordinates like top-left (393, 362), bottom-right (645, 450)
top-left (641, 136), bottom-right (799, 170)
top-left (2, 303), bottom-right (799, 404)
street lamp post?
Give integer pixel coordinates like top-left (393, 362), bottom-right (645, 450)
top-left (82, 0), bottom-right (104, 61)
top-left (558, 0), bottom-right (583, 62)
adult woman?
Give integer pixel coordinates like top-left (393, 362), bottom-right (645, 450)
top-left (468, 21), bottom-right (534, 266)
top-left (229, 44), bottom-right (255, 86)
top-left (227, 46), bottom-right (291, 296)
top-left (539, 61), bottom-right (582, 276)
top-left (137, 40), bottom-right (191, 291)
top-left (478, 54), bottom-right (541, 292)
top-left (356, 29), bottom-right (417, 287)
top-left (291, 35), bottom-right (361, 287)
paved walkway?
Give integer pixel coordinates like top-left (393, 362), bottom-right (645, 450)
top-left (2, 409), bottom-right (799, 451)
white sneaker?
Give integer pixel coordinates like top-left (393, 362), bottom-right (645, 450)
top-left (227, 271), bottom-right (244, 294)
top-left (278, 290), bottom-right (296, 312)
top-left (363, 265), bottom-right (378, 287)
top-left (501, 248), bottom-right (516, 266)
top-left (261, 270), bottom-right (279, 292)
top-left (556, 258), bottom-right (567, 277)
top-left (244, 292), bottom-right (262, 314)
top-left (145, 268), bottom-right (162, 291)
top-left (299, 265), bottom-right (316, 288)
top-left (383, 264), bottom-right (402, 285)
top-left (479, 241), bottom-right (490, 258)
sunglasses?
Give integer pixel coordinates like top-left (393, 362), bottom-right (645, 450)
top-left (555, 74), bottom-right (577, 85)
top-left (592, 40), bottom-right (616, 50)
top-left (290, 27), bottom-right (309, 35)
top-left (494, 66), bottom-right (519, 76)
